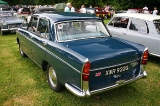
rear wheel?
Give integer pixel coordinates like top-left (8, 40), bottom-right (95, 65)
top-left (19, 44), bottom-right (27, 57)
top-left (47, 64), bottom-right (64, 92)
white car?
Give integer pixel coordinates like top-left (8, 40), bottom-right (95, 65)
top-left (107, 13), bottom-right (160, 57)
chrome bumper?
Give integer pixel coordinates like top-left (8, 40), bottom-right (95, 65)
top-left (1, 27), bottom-right (27, 31)
top-left (65, 71), bottom-right (147, 97)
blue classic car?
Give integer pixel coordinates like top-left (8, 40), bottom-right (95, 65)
top-left (16, 12), bottom-right (148, 97)
top-left (0, 10), bottom-right (27, 35)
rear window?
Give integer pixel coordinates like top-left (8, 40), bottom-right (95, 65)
top-left (153, 20), bottom-right (160, 34)
top-left (55, 20), bottom-right (109, 41)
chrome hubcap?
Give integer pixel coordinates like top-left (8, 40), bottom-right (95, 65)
top-left (49, 67), bottom-right (57, 87)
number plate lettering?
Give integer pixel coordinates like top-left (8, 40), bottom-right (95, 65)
top-left (105, 65), bottom-right (128, 76)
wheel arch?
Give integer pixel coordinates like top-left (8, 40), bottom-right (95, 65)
top-left (17, 37), bottom-right (20, 44)
top-left (42, 60), bottom-right (48, 71)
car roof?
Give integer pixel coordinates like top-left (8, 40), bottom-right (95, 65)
top-left (34, 12), bottom-right (101, 22)
top-left (33, 7), bottom-right (57, 13)
top-left (114, 13), bottom-right (160, 21)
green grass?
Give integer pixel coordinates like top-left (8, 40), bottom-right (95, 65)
top-left (104, 19), bottom-right (110, 24)
top-left (0, 32), bottom-right (160, 106)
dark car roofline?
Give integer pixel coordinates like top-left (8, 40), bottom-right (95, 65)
top-left (33, 12), bottom-right (102, 22)
top-left (33, 7), bottom-right (57, 12)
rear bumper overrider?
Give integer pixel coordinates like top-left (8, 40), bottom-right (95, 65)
top-left (65, 70), bottom-right (147, 97)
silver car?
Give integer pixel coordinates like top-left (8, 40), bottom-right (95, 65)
top-left (0, 11), bottom-right (27, 35)
top-left (107, 13), bottom-right (160, 57)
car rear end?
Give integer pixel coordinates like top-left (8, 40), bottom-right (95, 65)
top-left (89, 48), bottom-right (148, 94)
top-left (65, 39), bottom-right (148, 97)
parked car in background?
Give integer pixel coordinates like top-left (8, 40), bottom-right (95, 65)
top-left (126, 8), bottom-right (152, 14)
top-left (107, 13), bottom-right (160, 57)
top-left (27, 7), bottom-right (57, 23)
top-left (17, 12), bottom-right (148, 97)
top-left (32, 7), bottom-right (57, 14)
top-left (115, 10), bottom-right (127, 14)
top-left (86, 8), bottom-right (96, 15)
top-left (0, 6), bottom-right (12, 11)
top-left (95, 7), bottom-right (111, 19)
top-left (0, 10), bottom-right (27, 35)
top-left (17, 7), bottom-right (31, 21)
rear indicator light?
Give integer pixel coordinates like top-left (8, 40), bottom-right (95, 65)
top-left (82, 62), bottom-right (90, 81)
top-left (141, 49), bottom-right (149, 65)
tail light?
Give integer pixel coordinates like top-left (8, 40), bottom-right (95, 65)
top-left (82, 62), bottom-right (90, 81)
top-left (141, 49), bottom-right (149, 65)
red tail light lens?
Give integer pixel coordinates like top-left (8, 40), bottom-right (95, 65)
top-left (82, 62), bottom-right (90, 81)
top-left (141, 50), bottom-right (149, 65)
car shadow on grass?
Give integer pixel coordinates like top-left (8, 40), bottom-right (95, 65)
top-left (148, 55), bottom-right (160, 65)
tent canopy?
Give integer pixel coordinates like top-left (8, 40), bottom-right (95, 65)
top-left (0, 0), bottom-right (8, 5)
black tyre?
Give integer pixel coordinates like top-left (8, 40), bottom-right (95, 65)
top-left (47, 64), bottom-right (64, 92)
top-left (19, 44), bottom-right (27, 57)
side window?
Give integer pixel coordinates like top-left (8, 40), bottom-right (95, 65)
top-left (108, 17), bottom-right (129, 28)
top-left (28, 17), bottom-right (38, 32)
top-left (37, 18), bottom-right (49, 39)
top-left (129, 19), bottom-right (148, 33)
top-left (153, 20), bottom-right (160, 34)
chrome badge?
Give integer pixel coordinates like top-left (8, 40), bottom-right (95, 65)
top-left (113, 74), bottom-right (121, 78)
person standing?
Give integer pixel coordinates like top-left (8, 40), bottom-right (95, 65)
top-left (89, 5), bottom-right (92, 8)
top-left (64, 3), bottom-right (71, 12)
top-left (71, 4), bottom-right (75, 12)
top-left (80, 5), bottom-right (86, 13)
top-left (104, 5), bottom-right (110, 12)
top-left (153, 7), bottom-right (158, 15)
top-left (143, 5), bottom-right (148, 10)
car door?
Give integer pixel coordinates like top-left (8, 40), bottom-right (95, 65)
top-left (18, 16), bottom-right (38, 58)
top-left (126, 18), bottom-right (160, 55)
top-left (31, 18), bottom-right (50, 65)
top-left (107, 16), bottom-right (129, 39)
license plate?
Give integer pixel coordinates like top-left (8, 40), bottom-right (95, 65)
top-left (11, 30), bottom-right (16, 33)
top-left (105, 65), bottom-right (129, 76)
top-left (105, 61), bottom-right (138, 76)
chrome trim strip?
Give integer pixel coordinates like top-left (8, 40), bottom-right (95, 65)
top-left (142, 47), bottom-right (148, 55)
top-left (17, 30), bottom-right (81, 74)
top-left (65, 70), bottom-right (147, 97)
top-left (81, 59), bottom-right (90, 95)
top-left (57, 36), bottom-right (107, 43)
top-left (2, 27), bottom-right (26, 31)
top-left (150, 53), bottom-right (160, 57)
top-left (84, 58), bottom-right (89, 63)
top-left (90, 59), bottom-right (140, 71)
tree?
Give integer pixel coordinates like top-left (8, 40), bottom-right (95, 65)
top-left (4, 0), bottom-right (160, 12)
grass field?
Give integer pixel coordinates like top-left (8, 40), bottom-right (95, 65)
top-left (0, 29), bottom-right (160, 105)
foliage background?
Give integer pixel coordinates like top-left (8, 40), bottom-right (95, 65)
top-left (4, 0), bottom-right (160, 11)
